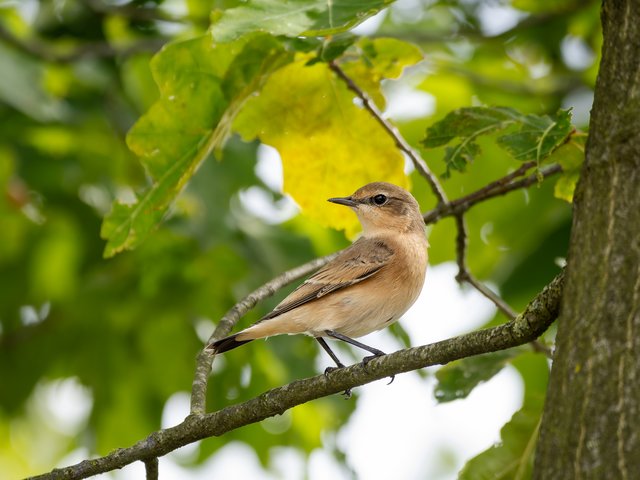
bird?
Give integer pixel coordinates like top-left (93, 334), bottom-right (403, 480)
top-left (207, 182), bottom-right (428, 388)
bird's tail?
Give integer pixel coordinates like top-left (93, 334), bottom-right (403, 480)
top-left (207, 333), bottom-right (254, 354)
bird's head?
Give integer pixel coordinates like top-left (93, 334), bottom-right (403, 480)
top-left (328, 182), bottom-right (425, 237)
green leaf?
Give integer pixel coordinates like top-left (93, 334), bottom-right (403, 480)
top-left (434, 350), bottom-right (520, 403)
top-left (496, 110), bottom-right (573, 162)
top-left (458, 352), bottom-right (549, 480)
top-left (306, 34), bottom-right (357, 65)
top-left (422, 107), bottom-right (574, 178)
top-left (511, 0), bottom-right (576, 13)
top-left (100, 34), bottom-right (291, 257)
top-left (210, 0), bottom-right (395, 42)
top-left (0, 42), bottom-right (68, 122)
top-left (339, 37), bottom-right (423, 108)
top-left (422, 107), bottom-right (522, 177)
top-left (552, 135), bottom-right (586, 202)
top-left (459, 404), bottom-right (541, 480)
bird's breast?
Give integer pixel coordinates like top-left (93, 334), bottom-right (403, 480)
top-left (328, 234), bottom-right (428, 338)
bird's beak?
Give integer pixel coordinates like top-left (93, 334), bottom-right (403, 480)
top-left (328, 196), bottom-right (358, 207)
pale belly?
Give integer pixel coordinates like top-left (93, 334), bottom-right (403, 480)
top-left (303, 275), bottom-right (424, 338)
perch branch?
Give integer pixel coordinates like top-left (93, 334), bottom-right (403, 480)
top-left (32, 271), bottom-right (564, 480)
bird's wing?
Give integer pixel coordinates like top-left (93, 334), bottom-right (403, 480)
top-left (260, 237), bottom-right (395, 321)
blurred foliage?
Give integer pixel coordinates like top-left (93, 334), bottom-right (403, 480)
top-left (0, 0), bottom-right (600, 478)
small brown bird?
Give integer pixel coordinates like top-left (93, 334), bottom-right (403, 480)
top-left (208, 182), bottom-right (428, 378)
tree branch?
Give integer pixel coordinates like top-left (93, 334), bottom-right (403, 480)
top-left (32, 271), bottom-right (564, 480)
top-left (143, 458), bottom-right (158, 480)
top-left (454, 214), bottom-right (519, 319)
top-left (423, 163), bottom-right (563, 224)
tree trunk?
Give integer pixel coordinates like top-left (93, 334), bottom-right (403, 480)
top-left (534, 0), bottom-right (640, 478)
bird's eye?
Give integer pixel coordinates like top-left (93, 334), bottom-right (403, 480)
top-left (372, 194), bottom-right (387, 206)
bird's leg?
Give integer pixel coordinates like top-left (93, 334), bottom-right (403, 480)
top-left (316, 337), bottom-right (351, 398)
top-left (316, 337), bottom-right (346, 372)
top-left (324, 330), bottom-right (395, 385)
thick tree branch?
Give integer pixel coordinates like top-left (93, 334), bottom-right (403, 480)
top-left (190, 253), bottom-right (340, 415)
top-left (32, 271), bottom-right (564, 480)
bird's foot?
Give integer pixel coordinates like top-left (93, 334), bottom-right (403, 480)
top-left (324, 363), bottom-right (345, 377)
top-left (362, 353), bottom-right (394, 385)
top-left (323, 364), bottom-right (352, 399)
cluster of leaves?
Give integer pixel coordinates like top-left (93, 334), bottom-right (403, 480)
top-left (0, 0), bottom-right (601, 478)
top-left (422, 107), bottom-right (574, 177)
top-left (101, 30), bottom-right (424, 255)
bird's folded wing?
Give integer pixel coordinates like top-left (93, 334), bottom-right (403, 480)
top-left (260, 237), bottom-right (395, 321)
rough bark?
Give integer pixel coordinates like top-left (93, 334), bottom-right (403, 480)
top-left (534, 0), bottom-right (640, 478)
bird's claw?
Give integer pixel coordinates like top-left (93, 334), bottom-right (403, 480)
top-left (324, 364), bottom-right (345, 377)
top-left (323, 364), bottom-right (352, 398)
top-left (362, 353), bottom-right (394, 385)
top-left (324, 366), bottom-right (337, 377)
top-left (361, 352), bottom-right (385, 369)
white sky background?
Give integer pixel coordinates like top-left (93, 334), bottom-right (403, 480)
top-left (30, 1), bottom-right (599, 478)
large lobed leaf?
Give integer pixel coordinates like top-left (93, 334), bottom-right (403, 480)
top-left (101, 30), bottom-right (421, 255)
top-left (422, 106), bottom-right (574, 178)
top-left (211, 0), bottom-right (395, 42)
top-left (233, 49), bottom-right (419, 236)
top-left (100, 34), bottom-right (291, 257)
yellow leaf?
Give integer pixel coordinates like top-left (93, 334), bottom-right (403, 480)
top-left (234, 57), bottom-right (409, 237)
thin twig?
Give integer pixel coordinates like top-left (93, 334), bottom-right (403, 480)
top-left (328, 61), bottom-right (449, 205)
top-left (32, 271), bottom-right (565, 480)
top-left (454, 214), bottom-right (518, 319)
top-left (530, 340), bottom-right (554, 358)
top-left (143, 458), bottom-right (158, 480)
top-left (423, 163), bottom-right (563, 224)
top-left (190, 253), bottom-right (340, 415)
top-left (462, 271), bottom-right (519, 320)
